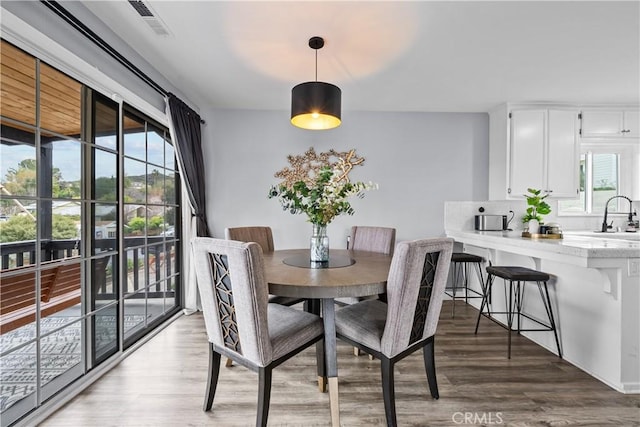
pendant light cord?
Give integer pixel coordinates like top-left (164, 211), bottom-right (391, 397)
top-left (315, 49), bottom-right (318, 82)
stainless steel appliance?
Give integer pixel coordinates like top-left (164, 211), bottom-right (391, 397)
top-left (475, 214), bottom-right (508, 231)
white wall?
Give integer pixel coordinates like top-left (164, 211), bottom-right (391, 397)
top-left (202, 109), bottom-right (489, 249)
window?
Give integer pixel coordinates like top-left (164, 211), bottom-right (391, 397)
top-left (121, 106), bottom-right (181, 347)
top-left (559, 145), bottom-right (637, 215)
top-left (0, 39), bottom-right (181, 424)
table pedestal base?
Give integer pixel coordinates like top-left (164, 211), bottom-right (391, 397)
top-left (322, 298), bottom-right (340, 426)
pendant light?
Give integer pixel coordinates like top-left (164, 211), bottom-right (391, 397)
top-left (291, 36), bottom-right (342, 130)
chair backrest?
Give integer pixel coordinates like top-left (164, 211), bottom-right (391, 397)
top-left (381, 237), bottom-right (453, 358)
top-left (225, 226), bottom-right (275, 253)
top-left (349, 226), bottom-right (396, 255)
top-left (192, 237), bottom-right (273, 367)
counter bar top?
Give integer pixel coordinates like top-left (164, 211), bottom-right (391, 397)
top-left (445, 229), bottom-right (639, 260)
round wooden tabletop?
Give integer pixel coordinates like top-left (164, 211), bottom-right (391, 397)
top-left (262, 249), bottom-right (392, 299)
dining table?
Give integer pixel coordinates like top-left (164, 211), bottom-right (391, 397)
top-left (262, 248), bottom-right (393, 427)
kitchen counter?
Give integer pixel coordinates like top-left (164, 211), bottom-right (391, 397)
top-left (445, 229), bottom-right (640, 261)
top-left (445, 228), bottom-right (640, 394)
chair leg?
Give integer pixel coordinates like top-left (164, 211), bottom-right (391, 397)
top-left (507, 279), bottom-right (514, 359)
top-left (309, 299), bottom-right (327, 391)
top-left (257, 367), bottom-right (273, 427)
top-left (423, 338), bottom-right (439, 399)
top-left (540, 281), bottom-right (563, 358)
top-left (225, 358), bottom-right (233, 367)
top-left (475, 273), bottom-right (493, 334)
top-left (381, 358), bottom-right (397, 427)
top-left (203, 344), bottom-right (221, 411)
top-left (516, 281), bottom-right (522, 334)
top-left (451, 262), bottom-right (459, 317)
top-left (463, 262), bottom-right (470, 304)
top-left (474, 262), bottom-right (486, 299)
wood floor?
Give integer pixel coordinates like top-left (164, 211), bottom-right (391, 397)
top-left (41, 301), bottom-right (640, 426)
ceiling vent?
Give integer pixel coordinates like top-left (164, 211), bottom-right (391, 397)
top-left (128, 1), bottom-right (172, 37)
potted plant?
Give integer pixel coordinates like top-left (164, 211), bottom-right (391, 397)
top-left (522, 188), bottom-right (551, 234)
top-left (522, 188), bottom-right (551, 233)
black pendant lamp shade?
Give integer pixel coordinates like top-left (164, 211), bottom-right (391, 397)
top-left (291, 82), bottom-right (341, 130)
top-left (291, 37), bottom-right (342, 130)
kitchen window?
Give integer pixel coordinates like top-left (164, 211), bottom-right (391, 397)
top-left (558, 144), bottom-right (637, 215)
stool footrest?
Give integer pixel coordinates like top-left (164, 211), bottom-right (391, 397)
top-left (445, 288), bottom-right (484, 298)
top-left (477, 311), bottom-right (556, 332)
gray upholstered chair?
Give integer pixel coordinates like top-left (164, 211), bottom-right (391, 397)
top-left (341, 225), bottom-right (397, 357)
top-left (192, 238), bottom-right (324, 427)
top-left (224, 226), bottom-right (308, 368)
top-left (225, 226), bottom-right (305, 307)
top-left (335, 237), bottom-right (453, 427)
top-left (348, 225), bottom-right (397, 255)
top-left (340, 226), bottom-right (396, 306)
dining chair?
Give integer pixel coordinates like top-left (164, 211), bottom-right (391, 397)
top-left (224, 226), bottom-right (308, 368)
top-left (340, 226), bottom-right (396, 306)
top-left (335, 237), bottom-right (454, 427)
top-left (348, 225), bottom-right (397, 255)
top-left (225, 226), bottom-right (305, 307)
top-left (192, 238), bottom-right (324, 427)
top-left (340, 225), bottom-right (396, 356)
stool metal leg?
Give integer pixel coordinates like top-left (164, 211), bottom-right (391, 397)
top-left (475, 272), bottom-right (494, 334)
top-left (463, 262), bottom-right (469, 304)
top-left (516, 281), bottom-right (523, 335)
top-left (506, 279), bottom-right (515, 359)
top-left (538, 281), bottom-right (562, 358)
top-left (473, 262), bottom-right (486, 302)
top-left (451, 262), bottom-right (460, 317)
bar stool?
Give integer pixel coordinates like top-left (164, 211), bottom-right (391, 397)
top-left (475, 266), bottom-right (562, 359)
top-left (444, 252), bottom-right (485, 317)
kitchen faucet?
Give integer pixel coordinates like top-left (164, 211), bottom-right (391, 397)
top-left (601, 195), bottom-right (636, 232)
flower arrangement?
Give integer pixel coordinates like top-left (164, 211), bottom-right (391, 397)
top-left (268, 148), bottom-right (377, 226)
top-left (522, 188), bottom-right (551, 223)
top-left (268, 165), bottom-right (376, 226)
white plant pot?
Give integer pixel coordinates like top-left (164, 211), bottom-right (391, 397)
top-left (528, 219), bottom-right (540, 234)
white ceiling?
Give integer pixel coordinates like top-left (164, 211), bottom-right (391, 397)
top-left (83, 1), bottom-right (640, 113)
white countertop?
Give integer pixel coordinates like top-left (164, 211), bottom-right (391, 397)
top-left (446, 229), bottom-right (640, 259)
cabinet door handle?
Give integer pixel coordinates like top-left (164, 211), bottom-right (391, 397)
top-left (621, 129), bottom-right (630, 133)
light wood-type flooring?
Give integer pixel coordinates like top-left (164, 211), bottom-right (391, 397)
top-left (41, 301), bottom-right (640, 426)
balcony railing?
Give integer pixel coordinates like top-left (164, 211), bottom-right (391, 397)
top-left (0, 238), bottom-right (177, 298)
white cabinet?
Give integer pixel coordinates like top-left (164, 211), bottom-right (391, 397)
top-left (581, 110), bottom-right (639, 138)
top-left (489, 105), bottom-right (579, 200)
top-left (509, 110), bottom-right (545, 197)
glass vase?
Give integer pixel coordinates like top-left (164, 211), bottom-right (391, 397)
top-left (310, 224), bottom-right (329, 264)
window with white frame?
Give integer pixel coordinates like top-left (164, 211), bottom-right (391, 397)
top-left (559, 144), bottom-right (638, 215)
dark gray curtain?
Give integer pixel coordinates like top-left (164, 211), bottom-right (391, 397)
top-left (167, 93), bottom-right (210, 237)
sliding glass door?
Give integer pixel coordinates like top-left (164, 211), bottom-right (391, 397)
top-left (0, 39), bottom-right (181, 426)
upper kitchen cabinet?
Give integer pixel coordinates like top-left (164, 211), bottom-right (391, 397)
top-left (581, 109), bottom-right (639, 138)
top-left (489, 105), bottom-right (579, 200)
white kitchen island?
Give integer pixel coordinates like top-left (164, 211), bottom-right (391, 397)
top-left (445, 228), bottom-right (640, 394)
